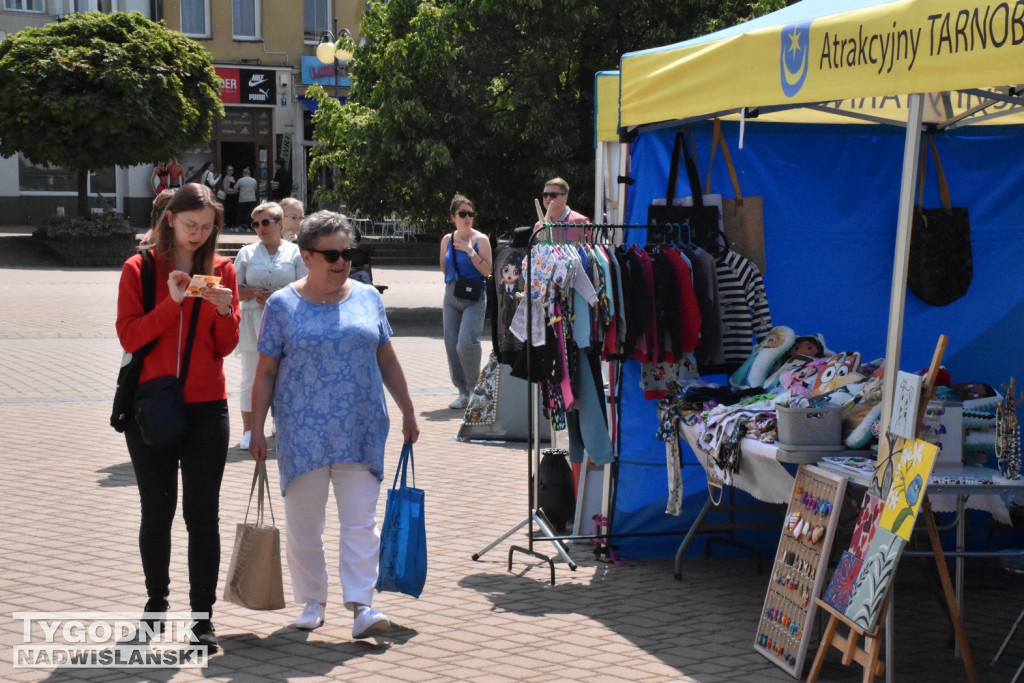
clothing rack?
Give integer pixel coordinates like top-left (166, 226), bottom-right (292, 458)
top-left (471, 223), bottom-right (640, 583)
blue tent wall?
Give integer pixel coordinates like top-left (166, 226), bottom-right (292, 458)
top-left (625, 120), bottom-right (1024, 388)
top-left (611, 120), bottom-right (1024, 559)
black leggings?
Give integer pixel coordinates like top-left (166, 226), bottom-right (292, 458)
top-left (125, 400), bottom-right (229, 616)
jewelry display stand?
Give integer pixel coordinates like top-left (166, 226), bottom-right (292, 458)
top-left (755, 464), bottom-right (846, 678)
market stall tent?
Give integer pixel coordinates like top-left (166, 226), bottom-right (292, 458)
top-left (606, 0), bottom-right (1024, 557)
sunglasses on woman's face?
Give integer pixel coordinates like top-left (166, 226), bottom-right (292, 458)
top-left (457, 210), bottom-right (475, 218)
top-left (251, 218), bottom-right (279, 227)
top-left (309, 247), bottom-right (357, 263)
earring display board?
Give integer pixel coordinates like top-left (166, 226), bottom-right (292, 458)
top-left (755, 464), bottom-right (847, 678)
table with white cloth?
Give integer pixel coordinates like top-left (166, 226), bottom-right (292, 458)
top-left (673, 424), bottom-right (1022, 584)
top-left (673, 423), bottom-right (800, 577)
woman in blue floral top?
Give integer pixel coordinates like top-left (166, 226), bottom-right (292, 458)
top-left (248, 210), bottom-right (419, 640)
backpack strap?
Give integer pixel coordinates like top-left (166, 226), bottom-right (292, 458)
top-left (135, 250), bottom-right (159, 360)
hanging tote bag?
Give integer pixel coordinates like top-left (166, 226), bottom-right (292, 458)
top-left (705, 118), bottom-right (767, 272)
top-left (908, 133), bottom-right (972, 307)
top-left (111, 250), bottom-right (156, 433)
top-left (449, 234), bottom-right (484, 301)
top-left (376, 442), bottom-right (427, 598)
top-left (223, 461), bottom-right (286, 610)
top-left (647, 128), bottom-right (723, 254)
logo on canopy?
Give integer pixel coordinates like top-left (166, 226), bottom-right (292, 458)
top-left (780, 21), bottom-right (811, 97)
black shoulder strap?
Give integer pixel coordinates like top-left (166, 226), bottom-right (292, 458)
top-left (141, 250), bottom-right (156, 312)
top-left (178, 293), bottom-right (203, 383)
top-left (449, 231), bottom-right (465, 278)
top-left (134, 250), bottom-right (158, 360)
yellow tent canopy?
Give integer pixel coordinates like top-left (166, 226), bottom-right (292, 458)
top-left (620, 0), bottom-right (1024, 129)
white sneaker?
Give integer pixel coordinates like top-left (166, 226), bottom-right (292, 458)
top-left (293, 601), bottom-right (325, 630)
top-left (238, 430), bottom-right (251, 450)
top-left (448, 395), bottom-right (468, 410)
top-left (352, 606), bottom-right (389, 639)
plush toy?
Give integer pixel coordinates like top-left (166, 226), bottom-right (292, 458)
top-left (763, 334), bottom-right (830, 389)
top-left (780, 357), bottom-right (829, 397)
top-left (843, 365), bottom-right (885, 448)
top-left (729, 326), bottom-right (796, 389)
top-left (810, 351), bottom-right (864, 397)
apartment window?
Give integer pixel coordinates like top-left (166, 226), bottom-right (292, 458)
top-left (233, 0), bottom-right (259, 39)
top-left (304, 0), bottom-right (328, 42)
top-left (181, 0), bottom-right (209, 38)
top-left (74, 0), bottom-right (115, 11)
top-left (18, 153), bottom-right (115, 196)
top-left (5, 0), bottom-right (45, 11)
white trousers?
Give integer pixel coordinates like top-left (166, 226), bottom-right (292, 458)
top-left (283, 463), bottom-right (382, 610)
top-left (238, 350), bottom-right (258, 412)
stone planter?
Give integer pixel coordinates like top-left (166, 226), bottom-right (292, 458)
top-left (33, 237), bottom-right (138, 267)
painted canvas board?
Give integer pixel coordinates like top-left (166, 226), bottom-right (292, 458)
top-left (849, 494), bottom-right (884, 558)
top-left (824, 437), bottom-right (940, 632)
top-left (889, 371), bottom-right (924, 439)
top-left (879, 438), bottom-right (939, 540)
top-left (846, 527), bottom-right (906, 631)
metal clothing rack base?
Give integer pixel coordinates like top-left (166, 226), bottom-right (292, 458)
top-left (471, 384), bottom-right (577, 584)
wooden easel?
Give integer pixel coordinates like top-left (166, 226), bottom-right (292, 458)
top-left (807, 336), bottom-right (977, 682)
top-left (807, 597), bottom-right (888, 682)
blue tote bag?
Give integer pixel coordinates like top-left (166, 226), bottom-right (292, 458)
top-left (376, 442), bottom-right (427, 598)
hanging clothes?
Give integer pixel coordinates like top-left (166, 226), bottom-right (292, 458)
top-left (716, 249), bottom-right (772, 367)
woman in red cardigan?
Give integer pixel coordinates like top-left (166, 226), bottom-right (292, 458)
top-left (116, 183), bottom-right (240, 652)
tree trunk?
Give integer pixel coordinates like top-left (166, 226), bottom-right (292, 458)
top-left (77, 168), bottom-right (90, 218)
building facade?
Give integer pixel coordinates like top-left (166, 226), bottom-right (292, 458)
top-left (0, 0), bottom-right (362, 226)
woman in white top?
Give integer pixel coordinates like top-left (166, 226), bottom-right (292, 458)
top-left (233, 201), bottom-right (308, 448)
top-left (234, 167), bottom-right (259, 230)
top-left (199, 162), bottom-right (220, 192)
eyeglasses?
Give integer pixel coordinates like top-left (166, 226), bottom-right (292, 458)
top-left (309, 247), bottom-right (357, 263)
top-left (176, 219), bottom-right (214, 234)
top-left (456, 210), bottom-right (475, 219)
top-left (251, 218), bottom-right (279, 227)
top-left (541, 192), bottom-right (566, 199)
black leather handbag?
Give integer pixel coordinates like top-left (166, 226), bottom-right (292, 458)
top-left (648, 127), bottom-right (723, 255)
top-left (132, 299), bottom-right (202, 449)
top-left (908, 134), bottom-right (972, 307)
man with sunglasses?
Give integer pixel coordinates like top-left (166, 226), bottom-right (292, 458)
top-left (534, 177), bottom-right (590, 233)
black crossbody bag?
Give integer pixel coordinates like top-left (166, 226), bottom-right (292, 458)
top-left (132, 284), bottom-right (203, 449)
top-left (449, 233), bottom-right (484, 301)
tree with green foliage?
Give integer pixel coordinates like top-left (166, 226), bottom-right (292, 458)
top-left (309, 0), bottom-right (783, 234)
top-left (0, 11), bottom-right (222, 218)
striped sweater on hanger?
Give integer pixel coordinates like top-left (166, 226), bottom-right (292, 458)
top-left (716, 249), bottom-right (772, 364)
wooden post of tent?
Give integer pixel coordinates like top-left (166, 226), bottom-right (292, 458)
top-left (807, 598), bottom-right (888, 683)
top-left (914, 336), bottom-right (976, 681)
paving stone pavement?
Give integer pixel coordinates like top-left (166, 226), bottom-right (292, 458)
top-left (1, 231), bottom-right (1024, 682)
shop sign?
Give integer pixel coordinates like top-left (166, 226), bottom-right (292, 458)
top-left (221, 108), bottom-right (273, 138)
top-left (215, 67), bottom-right (278, 105)
top-left (217, 67), bottom-right (241, 104)
top-left (300, 55), bottom-right (352, 88)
